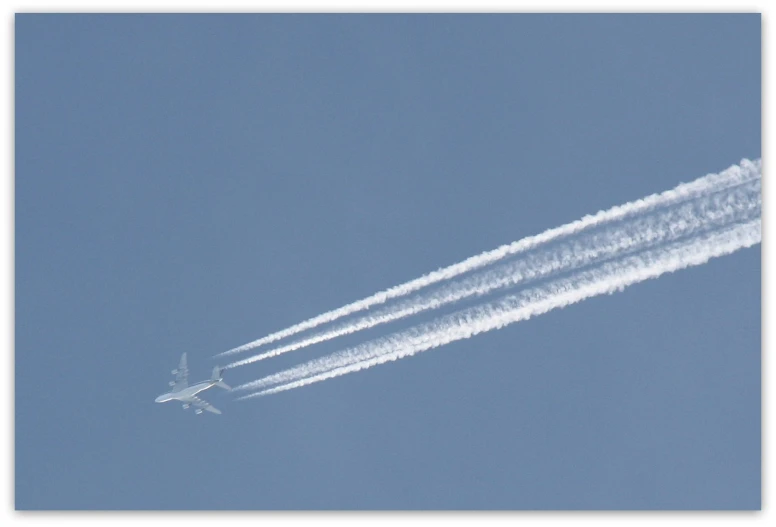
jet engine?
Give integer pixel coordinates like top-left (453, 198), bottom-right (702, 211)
top-left (195, 409), bottom-right (203, 415)
top-left (168, 381), bottom-right (175, 386)
top-left (171, 369), bottom-right (178, 375)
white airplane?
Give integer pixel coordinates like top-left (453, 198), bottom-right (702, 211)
top-left (155, 353), bottom-right (231, 415)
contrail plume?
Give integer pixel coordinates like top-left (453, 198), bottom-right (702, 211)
top-left (236, 218), bottom-right (760, 399)
top-left (218, 159), bottom-right (761, 358)
top-left (225, 178), bottom-right (760, 370)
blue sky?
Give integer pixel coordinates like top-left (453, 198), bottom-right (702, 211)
top-left (15, 14), bottom-right (760, 510)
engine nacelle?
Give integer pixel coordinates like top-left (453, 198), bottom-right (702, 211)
top-left (171, 369), bottom-right (178, 375)
top-left (195, 409), bottom-right (203, 415)
top-left (168, 381), bottom-right (175, 386)
top-left (182, 404), bottom-right (190, 410)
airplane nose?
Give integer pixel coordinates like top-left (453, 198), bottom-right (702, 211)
top-left (155, 395), bottom-right (164, 403)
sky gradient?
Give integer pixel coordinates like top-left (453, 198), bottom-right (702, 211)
top-left (15, 14), bottom-right (760, 509)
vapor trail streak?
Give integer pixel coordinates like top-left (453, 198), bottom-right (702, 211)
top-left (237, 218), bottom-right (761, 399)
top-left (225, 178), bottom-right (760, 370)
top-left (218, 159), bottom-right (761, 358)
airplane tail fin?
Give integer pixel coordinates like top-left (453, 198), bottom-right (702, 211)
top-left (211, 366), bottom-right (231, 391)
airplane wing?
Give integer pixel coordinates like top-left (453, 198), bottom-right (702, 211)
top-left (171, 353), bottom-right (189, 392)
top-left (191, 395), bottom-right (221, 415)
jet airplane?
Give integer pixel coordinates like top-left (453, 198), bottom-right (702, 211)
top-left (155, 353), bottom-right (230, 415)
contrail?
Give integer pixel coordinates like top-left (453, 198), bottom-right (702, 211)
top-left (236, 218), bottom-right (761, 399)
top-left (217, 159), bottom-right (761, 358)
top-left (225, 178), bottom-right (760, 370)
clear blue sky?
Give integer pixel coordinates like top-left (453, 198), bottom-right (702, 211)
top-left (15, 14), bottom-right (760, 510)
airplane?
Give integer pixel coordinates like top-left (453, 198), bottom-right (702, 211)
top-left (155, 353), bottom-right (231, 415)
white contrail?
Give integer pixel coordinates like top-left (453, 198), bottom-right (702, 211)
top-left (236, 218), bottom-right (761, 399)
top-left (224, 178), bottom-right (760, 370)
top-left (217, 158), bottom-right (761, 358)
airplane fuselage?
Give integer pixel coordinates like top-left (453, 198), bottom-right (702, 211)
top-left (155, 380), bottom-right (217, 404)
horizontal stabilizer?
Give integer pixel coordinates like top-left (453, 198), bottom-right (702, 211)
top-left (211, 365), bottom-right (230, 390)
